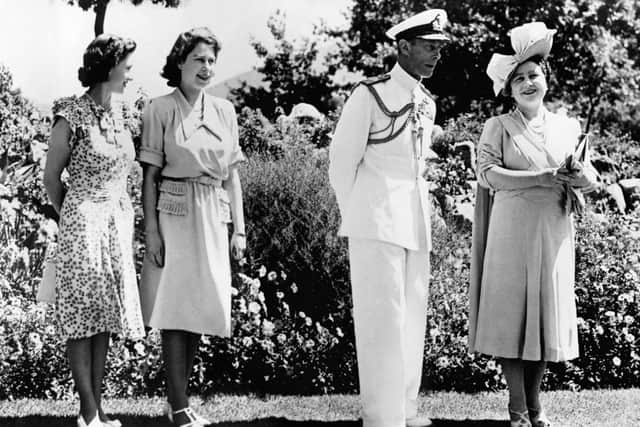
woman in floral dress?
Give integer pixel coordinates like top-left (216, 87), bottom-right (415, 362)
top-left (43, 34), bottom-right (144, 427)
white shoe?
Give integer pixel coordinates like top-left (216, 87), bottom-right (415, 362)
top-left (171, 407), bottom-right (206, 427)
top-left (102, 419), bottom-right (122, 427)
top-left (165, 402), bottom-right (210, 425)
top-left (77, 412), bottom-right (105, 427)
top-left (406, 415), bottom-right (433, 427)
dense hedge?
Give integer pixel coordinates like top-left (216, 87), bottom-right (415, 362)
top-left (2, 61), bottom-right (640, 397)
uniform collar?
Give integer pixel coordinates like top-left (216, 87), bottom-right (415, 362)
top-left (171, 88), bottom-right (222, 141)
top-left (390, 63), bottom-right (422, 93)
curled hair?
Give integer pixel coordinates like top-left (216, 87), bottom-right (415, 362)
top-left (77, 34), bottom-right (136, 88)
top-left (502, 55), bottom-right (551, 97)
top-left (161, 27), bottom-right (222, 87)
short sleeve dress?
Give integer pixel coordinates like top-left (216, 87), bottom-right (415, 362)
top-left (138, 89), bottom-right (244, 336)
top-left (469, 109), bottom-right (585, 362)
top-left (52, 94), bottom-right (145, 341)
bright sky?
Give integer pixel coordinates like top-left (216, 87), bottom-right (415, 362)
top-left (0, 0), bottom-right (352, 106)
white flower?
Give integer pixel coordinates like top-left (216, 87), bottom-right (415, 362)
top-left (280, 271), bottom-right (287, 280)
top-left (305, 317), bottom-right (313, 327)
top-left (237, 297), bottom-right (247, 314)
top-left (250, 279), bottom-right (261, 295)
top-left (298, 311), bottom-right (306, 318)
top-left (248, 301), bottom-right (261, 314)
top-left (242, 337), bottom-right (253, 347)
top-left (336, 327), bottom-right (344, 338)
top-left (28, 332), bottom-right (42, 346)
top-left (267, 271), bottom-right (277, 281)
top-left (262, 320), bottom-right (275, 337)
top-left (134, 342), bottom-right (146, 356)
top-left (258, 266), bottom-right (267, 277)
top-left (41, 219), bottom-right (58, 239)
top-left (291, 283), bottom-right (298, 294)
top-left (277, 333), bottom-right (287, 344)
top-left (436, 356), bottom-right (450, 368)
top-left (276, 291), bottom-right (284, 299)
top-left (238, 272), bottom-right (253, 285)
top-left (612, 356), bottom-right (621, 367)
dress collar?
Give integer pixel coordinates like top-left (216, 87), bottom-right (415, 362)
top-left (171, 88), bottom-right (222, 141)
top-left (389, 63), bottom-right (422, 94)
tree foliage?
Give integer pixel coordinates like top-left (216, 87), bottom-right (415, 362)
top-left (0, 64), bottom-right (50, 215)
top-left (230, 11), bottom-right (349, 119)
top-left (63, 0), bottom-right (182, 36)
top-left (234, 0), bottom-right (640, 137)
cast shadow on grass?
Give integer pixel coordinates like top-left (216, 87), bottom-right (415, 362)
top-left (215, 419), bottom-right (508, 426)
top-left (0, 416), bottom-right (508, 426)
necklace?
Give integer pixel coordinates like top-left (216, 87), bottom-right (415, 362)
top-left (516, 108), bottom-right (546, 141)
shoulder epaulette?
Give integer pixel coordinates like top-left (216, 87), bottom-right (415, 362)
top-left (360, 74), bottom-right (391, 87)
top-left (349, 74), bottom-right (391, 97)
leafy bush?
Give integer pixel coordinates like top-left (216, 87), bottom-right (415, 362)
top-left (239, 142), bottom-right (350, 324)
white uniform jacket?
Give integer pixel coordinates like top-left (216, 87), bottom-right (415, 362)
top-left (329, 63), bottom-right (435, 251)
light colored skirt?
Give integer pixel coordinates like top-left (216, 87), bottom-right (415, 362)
top-left (473, 188), bottom-right (579, 361)
top-left (140, 178), bottom-right (232, 336)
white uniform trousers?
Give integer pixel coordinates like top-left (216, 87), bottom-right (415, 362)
top-left (348, 237), bottom-right (430, 427)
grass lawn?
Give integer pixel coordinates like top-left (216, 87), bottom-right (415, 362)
top-left (0, 389), bottom-right (638, 426)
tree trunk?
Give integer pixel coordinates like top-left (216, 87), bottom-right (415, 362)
top-left (94, 0), bottom-right (109, 36)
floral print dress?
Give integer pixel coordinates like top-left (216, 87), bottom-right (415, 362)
top-left (52, 94), bottom-right (144, 341)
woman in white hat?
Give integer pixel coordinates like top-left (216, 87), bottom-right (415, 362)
top-left (469, 22), bottom-right (598, 427)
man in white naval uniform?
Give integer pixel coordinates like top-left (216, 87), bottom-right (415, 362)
top-left (328, 9), bottom-right (450, 427)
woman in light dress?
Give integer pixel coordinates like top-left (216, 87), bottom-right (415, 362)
top-left (43, 34), bottom-right (145, 427)
top-left (469, 23), bottom-right (599, 427)
top-left (138, 27), bottom-right (246, 427)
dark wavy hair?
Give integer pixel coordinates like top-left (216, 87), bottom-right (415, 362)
top-left (502, 54), bottom-right (552, 97)
top-left (77, 34), bottom-right (136, 88)
top-left (161, 27), bottom-right (221, 87)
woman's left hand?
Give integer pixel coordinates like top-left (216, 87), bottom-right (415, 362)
top-left (230, 232), bottom-right (246, 261)
top-left (557, 159), bottom-right (586, 185)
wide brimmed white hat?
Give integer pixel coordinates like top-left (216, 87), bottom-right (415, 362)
top-left (486, 22), bottom-right (557, 96)
top-left (386, 9), bottom-right (450, 42)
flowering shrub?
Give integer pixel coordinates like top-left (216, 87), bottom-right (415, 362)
top-left (553, 210), bottom-right (640, 389)
top-left (195, 262), bottom-right (356, 394)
